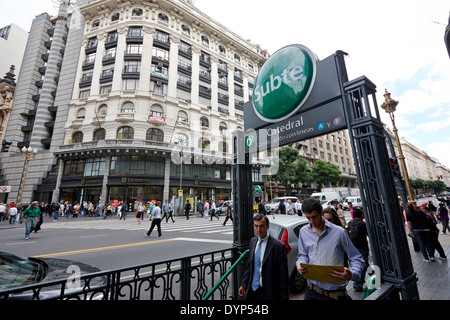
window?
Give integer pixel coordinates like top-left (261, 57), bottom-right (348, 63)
top-left (63, 159), bottom-right (85, 177)
top-left (152, 47), bottom-right (169, 60)
top-left (101, 68), bottom-right (114, 78)
top-left (81, 72), bottom-right (93, 82)
top-left (87, 37), bottom-right (97, 49)
top-left (104, 47), bottom-right (116, 59)
top-left (150, 104), bottom-right (164, 117)
top-left (79, 89), bottom-right (90, 99)
top-left (128, 27), bottom-right (143, 37)
top-left (181, 25), bottom-right (190, 36)
top-left (126, 44), bottom-right (143, 55)
top-left (200, 51), bottom-right (210, 64)
top-left (199, 138), bottom-right (210, 149)
top-left (201, 35), bottom-right (209, 46)
top-left (107, 31), bottom-right (118, 43)
top-left (179, 41), bottom-right (191, 55)
top-left (200, 116), bottom-right (209, 128)
top-left (100, 85), bottom-right (111, 95)
top-left (177, 73), bottom-right (191, 86)
top-left (121, 101), bottom-right (135, 113)
top-left (124, 60), bottom-right (141, 73)
top-left (85, 53), bottom-right (96, 64)
top-left (154, 30), bottom-right (169, 43)
top-left (158, 13), bottom-right (169, 23)
top-left (92, 20), bottom-right (100, 28)
top-left (84, 157), bottom-right (105, 176)
top-left (234, 68), bottom-right (242, 79)
top-left (93, 128), bottom-right (106, 141)
top-left (234, 53), bottom-right (240, 62)
top-left (117, 126), bottom-right (134, 139)
top-left (72, 131), bottom-right (83, 143)
top-left (146, 128), bottom-right (164, 142)
top-left (219, 45), bottom-right (226, 55)
top-left (173, 133), bottom-right (188, 146)
top-left (218, 60), bottom-right (227, 72)
top-left (111, 12), bottom-right (120, 21)
top-left (176, 111), bottom-right (189, 123)
top-left (219, 141), bottom-right (228, 153)
top-left (77, 108), bottom-right (86, 119)
top-left (199, 66), bottom-right (210, 79)
top-left (98, 104), bottom-right (107, 116)
top-left (152, 81), bottom-right (165, 94)
top-left (132, 8), bottom-right (143, 16)
top-left (151, 63), bottom-right (168, 78)
top-left (123, 79), bottom-right (139, 92)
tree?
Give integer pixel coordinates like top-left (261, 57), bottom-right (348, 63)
top-left (311, 160), bottom-right (341, 189)
top-left (269, 146), bottom-right (312, 190)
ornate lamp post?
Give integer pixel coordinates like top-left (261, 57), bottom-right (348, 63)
top-left (380, 89), bottom-right (416, 207)
top-left (18, 146), bottom-right (38, 204)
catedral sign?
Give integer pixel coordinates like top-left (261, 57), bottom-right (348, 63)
top-left (244, 44), bottom-right (347, 150)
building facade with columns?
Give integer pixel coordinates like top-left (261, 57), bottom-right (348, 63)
top-left (50, 0), bottom-right (268, 206)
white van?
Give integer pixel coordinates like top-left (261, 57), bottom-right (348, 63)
top-left (310, 192), bottom-right (340, 205)
top-left (344, 196), bottom-right (362, 208)
top-left (265, 196), bottom-right (299, 214)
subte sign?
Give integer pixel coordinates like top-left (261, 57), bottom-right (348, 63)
top-left (244, 44), bottom-right (347, 149)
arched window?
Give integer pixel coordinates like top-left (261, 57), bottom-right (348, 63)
top-left (201, 35), bottom-right (209, 46)
top-left (158, 13), bottom-right (169, 23)
top-left (181, 24), bottom-right (190, 36)
top-left (117, 126), bottom-right (134, 139)
top-left (77, 108), bottom-right (86, 119)
top-left (111, 12), bottom-right (120, 22)
top-left (177, 110), bottom-right (189, 123)
top-left (92, 20), bottom-right (100, 28)
top-left (72, 131), bottom-right (83, 143)
top-left (150, 104), bottom-right (164, 117)
top-left (93, 128), bottom-right (106, 141)
top-left (234, 53), bottom-right (241, 62)
top-left (132, 8), bottom-right (143, 16)
top-left (121, 101), bottom-right (135, 113)
top-left (200, 116), bottom-right (209, 128)
top-left (173, 133), bottom-right (188, 146)
top-left (219, 45), bottom-right (226, 55)
top-left (98, 104), bottom-right (107, 116)
top-left (146, 128), bottom-right (164, 142)
top-left (199, 138), bottom-right (210, 149)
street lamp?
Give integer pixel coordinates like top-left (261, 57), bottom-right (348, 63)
top-left (18, 146), bottom-right (37, 204)
top-left (380, 89), bottom-right (416, 207)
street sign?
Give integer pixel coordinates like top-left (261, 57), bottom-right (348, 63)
top-left (178, 190), bottom-right (183, 196)
top-left (112, 200), bottom-right (120, 208)
top-left (252, 45), bottom-right (317, 123)
top-left (254, 185), bottom-right (261, 193)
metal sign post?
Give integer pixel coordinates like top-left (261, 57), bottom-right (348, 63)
top-left (236, 45), bottom-right (419, 300)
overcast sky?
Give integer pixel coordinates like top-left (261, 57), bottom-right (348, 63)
top-left (2, 0), bottom-right (450, 170)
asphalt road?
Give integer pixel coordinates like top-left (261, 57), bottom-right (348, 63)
top-left (0, 214), bottom-right (234, 270)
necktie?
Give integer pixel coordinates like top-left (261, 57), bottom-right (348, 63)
top-left (251, 239), bottom-right (263, 291)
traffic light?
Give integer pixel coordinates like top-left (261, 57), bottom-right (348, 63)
top-left (1, 140), bottom-right (12, 152)
top-left (389, 158), bottom-right (400, 178)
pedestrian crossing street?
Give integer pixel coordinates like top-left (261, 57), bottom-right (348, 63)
top-left (42, 216), bottom-right (234, 235)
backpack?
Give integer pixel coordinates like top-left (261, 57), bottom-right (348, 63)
top-left (347, 219), bottom-right (360, 242)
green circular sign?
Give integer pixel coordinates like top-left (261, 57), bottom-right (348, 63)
top-left (245, 136), bottom-right (255, 148)
top-left (252, 44), bottom-right (317, 122)
top-left (254, 185), bottom-right (261, 193)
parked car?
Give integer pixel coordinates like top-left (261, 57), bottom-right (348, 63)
top-left (216, 200), bottom-right (232, 215)
top-left (344, 196), bottom-right (362, 208)
top-left (0, 251), bottom-right (105, 299)
top-left (265, 197), bottom-right (299, 214)
top-left (267, 214), bottom-right (309, 293)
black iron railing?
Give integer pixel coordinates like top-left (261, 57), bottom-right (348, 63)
top-left (0, 248), bottom-right (238, 300)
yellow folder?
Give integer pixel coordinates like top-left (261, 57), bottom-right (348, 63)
top-left (300, 263), bottom-right (346, 284)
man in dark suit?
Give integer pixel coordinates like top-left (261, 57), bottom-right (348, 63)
top-left (239, 214), bottom-right (289, 300)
